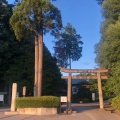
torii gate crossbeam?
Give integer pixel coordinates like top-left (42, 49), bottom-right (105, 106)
top-left (59, 67), bottom-right (108, 112)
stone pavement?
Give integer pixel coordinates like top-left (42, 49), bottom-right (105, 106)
top-left (0, 103), bottom-right (120, 120)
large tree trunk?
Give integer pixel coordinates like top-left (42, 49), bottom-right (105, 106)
top-left (37, 34), bottom-right (43, 96)
top-left (34, 35), bottom-right (38, 96)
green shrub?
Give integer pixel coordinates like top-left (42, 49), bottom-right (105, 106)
top-left (82, 98), bottom-right (90, 103)
top-left (111, 96), bottom-right (120, 110)
top-left (108, 98), bottom-right (112, 105)
top-left (15, 96), bottom-right (60, 108)
top-left (0, 102), bottom-right (3, 107)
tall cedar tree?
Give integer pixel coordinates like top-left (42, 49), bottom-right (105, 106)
top-left (54, 23), bottom-right (83, 68)
top-left (10, 0), bottom-right (62, 96)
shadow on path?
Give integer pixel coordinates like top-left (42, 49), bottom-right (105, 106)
top-left (61, 102), bottom-right (100, 113)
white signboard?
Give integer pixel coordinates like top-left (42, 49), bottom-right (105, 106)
top-left (92, 93), bottom-right (95, 101)
top-left (60, 96), bottom-right (67, 102)
top-left (0, 95), bottom-right (4, 101)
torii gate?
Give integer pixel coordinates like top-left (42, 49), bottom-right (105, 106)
top-left (59, 67), bottom-right (108, 111)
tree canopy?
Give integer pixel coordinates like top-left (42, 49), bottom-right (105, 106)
top-left (95, 0), bottom-right (120, 96)
top-left (96, 0), bottom-right (104, 5)
top-left (42, 43), bottom-right (66, 96)
top-left (0, 0), bottom-right (14, 90)
top-left (10, 0), bottom-right (62, 39)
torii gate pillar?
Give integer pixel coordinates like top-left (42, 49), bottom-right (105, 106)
top-left (67, 73), bottom-right (72, 111)
top-left (97, 72), bottom-right (104, 109)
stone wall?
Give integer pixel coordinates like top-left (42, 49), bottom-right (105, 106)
top-left (17, 108), bottom-right (57, 115)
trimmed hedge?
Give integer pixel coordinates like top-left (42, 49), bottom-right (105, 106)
top-left (15, 96), bottom-right (60, 108)
top-left (111, 96), bottom-right (120, 110)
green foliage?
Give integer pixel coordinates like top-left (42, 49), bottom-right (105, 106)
top-left (10, 0), bottom-right (62, 40)
top-left (0, 0), bottom-right (13, 29)
top-left (89, 80), bottom-right (98, 92)
top-left (42, 44), bottom-right (66, 96)
top-left (82, 98), bottom-right (90, 103)
top-left (72, 81), bottom-right (92, 103)
top-left (95, 0), bottom-right (120, 96)
top-left (111, 96), bottom-right (120, 109)
top-left (108, 98), bottom-right (113, 105)
top-left (15, 96), bottom-right (60, 108)
top-left (96, 0), bottom-right (104, 5)
top-left (3, 35), bottom-right (35, 96)
top-left (0, 27), bottom-right (35, 95)
top-left (0, 37), bottom-right (65, 96)
top-left (96, 19), bottom-right (120, 95)
top-left (54, 23), bottom-right (83, 68)
top-left (89, 80), bottom-right (111, 99)
top-left (0, 0), bottom-right (18, 91)
top-left (102, 0), bottom-right (120, 19)
top-left (0, 1), bottom-right (35, 93)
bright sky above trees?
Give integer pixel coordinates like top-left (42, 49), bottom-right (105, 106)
top-left (8, 0), bottom-right (101, 70)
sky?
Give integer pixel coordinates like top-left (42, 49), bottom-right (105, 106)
top-left (7, 0), bottom-right (102, 71)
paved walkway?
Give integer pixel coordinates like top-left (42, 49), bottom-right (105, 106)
top-left (0, 102), bottom-right (120, 120)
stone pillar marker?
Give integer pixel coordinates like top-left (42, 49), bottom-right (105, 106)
top-left (11, 83), bottom-right (17, 112)
top-left (97, 72), bottom-right (104, 109)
